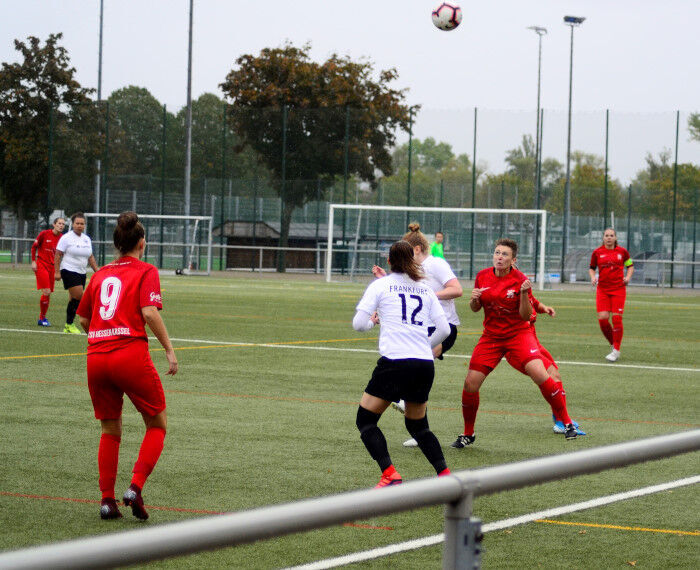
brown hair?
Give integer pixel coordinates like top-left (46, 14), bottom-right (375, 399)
top-left (602, 227), bottom-right (618, 248)
top-left (389, 241), bottom-right (424, 281)
top-left (402, 222), bottom-right (430, 253)
top-left (495, 238), bottom-right (518, 259)
top-left (113, 211), bottom-right (145, 255)
top-left (70, 212), bottom-right (85, 223)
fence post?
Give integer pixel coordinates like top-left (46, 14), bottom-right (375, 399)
top-left (470, 107), bottom-right (478, 279)
top-left (604, 109), bottom-right (609, 227)
top-left (670, 110), bottom-right (680, 288)
top-left (443, 491), bottom-right (483, 569)
top-left (692, 188), bottom-right (697, 288)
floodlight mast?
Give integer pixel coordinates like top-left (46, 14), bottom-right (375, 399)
top-left (561, 15), bottom-right (585, 282)
top-left (527, 25), bottom-right (547, 282)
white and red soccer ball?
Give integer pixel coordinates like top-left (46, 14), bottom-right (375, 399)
top-left (432, 2), bottom-right (462, 31)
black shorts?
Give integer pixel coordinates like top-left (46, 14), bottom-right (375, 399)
top-left (365, 357), bottom-right (434, 404)
top-left (428, 323), bottom-right (459, 359)
top-left (61, 269), bottom-right (86, 290)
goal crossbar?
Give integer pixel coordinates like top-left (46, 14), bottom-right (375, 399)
top-left (325, 204), bottom-right (548, 290)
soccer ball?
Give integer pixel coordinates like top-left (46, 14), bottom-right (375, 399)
top-left (432, 2), bottom-right (462, 31)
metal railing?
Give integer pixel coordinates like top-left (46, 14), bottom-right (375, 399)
top-left (0, 430), bottom-right (697, 569)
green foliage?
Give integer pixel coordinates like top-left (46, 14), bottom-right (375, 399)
top-left (688, 112), bottom-right (700, 142)
top-left (547, 151), bottom-right (624, 215)
top-left (631, 152), bottom-right (700, 219)
top-left (220, 42), bottom-right (412, 261)
top-left (0, 34), bottom-right (100, 221)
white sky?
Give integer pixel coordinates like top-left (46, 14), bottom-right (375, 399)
top-left (3, 0), bottom-right (699, 183)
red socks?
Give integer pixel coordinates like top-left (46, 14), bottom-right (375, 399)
top-left (131, 427), bottom-right (166, 489)
top-left (539, 378), bottom-right (572, 425)
top-left (611, 315), bottom-right (623, 350)
top-left (39, 295), bottom-right (50, 319)
top-left (98, 434), bottom-right (121, 500)
top-left (551, 381), bottom-right (567, 422)
top-left (598, 318), bottom-right (613, 345)
top-left (461, 390), bottom-right (479, 436)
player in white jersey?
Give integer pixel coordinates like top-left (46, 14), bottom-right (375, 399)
top-left (353, 241), bottom-right (451, 488)
top-left (373, 223), bottom-right (464, 446)
top-left (55, 212), bottom-right (99, 334)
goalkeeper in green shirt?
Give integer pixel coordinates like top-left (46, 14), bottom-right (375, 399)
top-left (430, 232), bottom-right (445, 258)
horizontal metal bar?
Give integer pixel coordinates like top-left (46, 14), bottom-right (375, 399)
top-left (330, 204), bottom-right (547, 215)
top-left (0, 430), bottom-right (697, 569)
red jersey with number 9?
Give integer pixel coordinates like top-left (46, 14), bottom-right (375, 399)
top-left (474, 266), bottom-right (530, 338)
top-left (77, 257), bottom-right (163, 354)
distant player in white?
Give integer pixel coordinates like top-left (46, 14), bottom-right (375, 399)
top-left (353, 240), bottom-right (451, 488)
top-left (373, 223), bottom-right (463, 447)
top-left (54, 212), bottom-right (99, 334)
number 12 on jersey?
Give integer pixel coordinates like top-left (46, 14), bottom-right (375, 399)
top-left (398, 293), bottom-right (423, 326)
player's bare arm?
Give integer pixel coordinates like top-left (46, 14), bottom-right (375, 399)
top-left (589, 268), bottom-right (597, 285)
top-left (142, 306), bottom-right (178, 375)
top-left (88, 255), bottom-right (99, 273)
top-left (79, 315), bottom-right (90, 333)
top-left (623, 263), bottom-right (634, 285)
top-left (469, 287), bottom-right (488, 312)
top-left (519, 280), bottom-right (533, 320)
top-left (54, 250), bottom-right (63, 280)
top-left (436, 277), bottom-right (463, 300)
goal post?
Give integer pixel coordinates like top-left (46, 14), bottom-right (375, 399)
top-left (84, 213), bottom-right (214, 275)
top-left (325, 204), bottom-right (548, 290)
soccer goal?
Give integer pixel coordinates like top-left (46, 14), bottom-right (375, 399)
top-left (325, 204), bottom-right (548, 290)
top-left (85, 213), bottom-right (214, 275)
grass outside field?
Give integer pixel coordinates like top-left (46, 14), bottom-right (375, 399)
top-left (0, 266), bottom-right (698, 568)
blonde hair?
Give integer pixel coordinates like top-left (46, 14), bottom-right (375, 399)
top-left (402, 222), bottom-right (429, 253)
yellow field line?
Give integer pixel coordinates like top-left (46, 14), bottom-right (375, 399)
top-left (0, 337), bottom-right (378, 360)
top-left (536, 519), bottom-right (699, 536)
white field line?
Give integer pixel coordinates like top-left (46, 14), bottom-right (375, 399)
top-left (0, 327), bottom-right (698, 373)
top-left (287, 476), bottom-right (700, 570)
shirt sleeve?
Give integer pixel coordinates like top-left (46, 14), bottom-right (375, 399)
top-left (76, 277), bottom-right (94, 320)
top-left (622, 248), bottom-right (633, 266)
top-left (31, 232), bottom-right (42, 261)
top-left (427, 289), bottom-right (446, 328)
top-left (433, 257), bottom-right (457, 286)
top-left (356, 280), bottom-right (380, 315)
top-left (140, 266), bottom-right (163, 309)
top-left (589, 251), bottom-right (598, 269)
top-left (56, 234), bottom-right (68, 253)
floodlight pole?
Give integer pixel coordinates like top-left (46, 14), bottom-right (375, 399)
top-left (527, 26), bottom-right (547, 205)
top-left (561, 16), bottom-right (585, 282)
top-left (94, 0), bottom-right (104, 239)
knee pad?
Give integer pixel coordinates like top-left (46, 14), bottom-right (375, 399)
top-left (405, 415), bottom-right (430, 440)
top-left (356, 406), bottom-right (381, 434)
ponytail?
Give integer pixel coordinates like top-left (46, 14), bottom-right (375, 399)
top-left (388, 241), bottom-right (424, 281)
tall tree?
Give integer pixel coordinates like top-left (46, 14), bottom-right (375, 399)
top-left (0, 34), bottom-right (100, 223)
top-left (220, 42), bottom-right (411, 270)
top-left (689, 113), bottom-right (700, 142)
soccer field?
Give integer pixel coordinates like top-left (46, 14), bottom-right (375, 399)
top-left (0, 267), bottom-right (698, 568)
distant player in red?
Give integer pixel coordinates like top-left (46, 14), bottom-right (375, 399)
top-left (77, 211), bottom-right (178, 520)
top-left (589, 228), bottom-right (634, 362)
top-left (31, 217), bottom-right (65, 326)
top-left (505, 293), bottom-right (586, 436)
top-left (452, 238), bottom-right (579, 448)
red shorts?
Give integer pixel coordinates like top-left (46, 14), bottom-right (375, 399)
top-left (35, 263), bottom-right (55, 292)
top-left (506, 339), bottom-right (557, 374)
top-left (87, 339), bottom-right (165, 420)
top-left (596, 288), bottom-right (626, 314)
top-left (469, 330), bottom-right (543, 377)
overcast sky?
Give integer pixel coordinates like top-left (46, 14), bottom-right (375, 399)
top-left (3, 0), bottom-right (699, 183)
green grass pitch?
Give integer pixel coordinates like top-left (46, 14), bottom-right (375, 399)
top-left (0, 267), bottom-right (698, 568)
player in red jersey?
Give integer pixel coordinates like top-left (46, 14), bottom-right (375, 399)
top-left (452, 238), bottom-right (579, 448)
top-left (505, 294), bottom-right (586, 436)
top-left (77, 212), bottom-right (178, 520)
top-left (31, 217), bottom-right (65, 326)
top-left (589, 228), bottom-right (634, 362)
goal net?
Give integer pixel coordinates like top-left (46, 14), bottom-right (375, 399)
top-left (85, 213), bottom-right (214, 275)
top-left (325, 204), bottom-right (548, 290)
